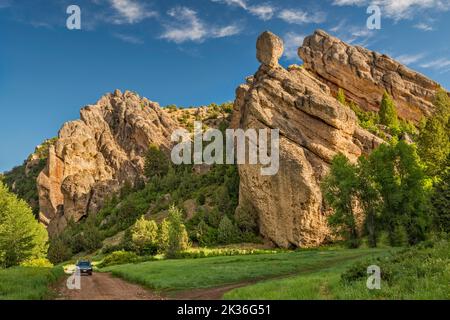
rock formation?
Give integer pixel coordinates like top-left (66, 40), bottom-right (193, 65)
top-left (299, 29), bottom-right (442, 122)
top-left (37, 90), bottom-right (178, 236)
top-left (231, 31), bottom-right (383, 248)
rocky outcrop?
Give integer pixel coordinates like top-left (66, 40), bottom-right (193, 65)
top-left (231, 31), bottom-right (383, 248)
top-left (37, 90), bottom-right (178, 236)
top-left (299, 29), bottom-right (442, 122)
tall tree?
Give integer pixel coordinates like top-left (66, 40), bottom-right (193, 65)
top-left (379, 91), bottom-right (399, 131)
top-left (0, 182), bottom-right (48, 267)
top-left (357, 156), bottom-right (382, 248)
top-left (370, 141), bottom-right (430, 246)
top-left (321, 154), bottom-right (360, 248)
top-left (418, 89), bottom-right (450, 177)
top-left (166, 205), bottom-right (190, 258)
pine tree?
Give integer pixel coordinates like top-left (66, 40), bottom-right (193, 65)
top-left (418, 89), bottom-right (450, 177)
top-left (158, 219), bottom-right (170, 253)
top-left (379, 91), bottom-right (399, 131)
top-left (218, 216), bottom-right (240, 244)
top-left (166, 206), bottom-right (190, 258)
top-left (0, 182), bottom-right (48, 267)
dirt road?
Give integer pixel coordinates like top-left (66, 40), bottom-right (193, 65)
top-left (56, 273), bottom-right (163, 300)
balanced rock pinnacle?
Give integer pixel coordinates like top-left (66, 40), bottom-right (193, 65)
top-left (256, 31), bottom-right (284, 67)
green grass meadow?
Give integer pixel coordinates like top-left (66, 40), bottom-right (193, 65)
top-left (0, 266), bottom-right (64, 300)
top-left (103, 248), bottom-right (389, 292)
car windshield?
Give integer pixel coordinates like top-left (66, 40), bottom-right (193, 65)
top-left (77, 261), bottom-right (91, 267)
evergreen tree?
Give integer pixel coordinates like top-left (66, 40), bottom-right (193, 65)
top-left (217, 216), bottom-right (240, 244)
top-left (144, 144), bottom-right (170, 179)
top-left (418, 89), bottom-right (450, 177)
top-left (0, 182), bottom-right (48, 267)
top-left (321, 154), bottom-right (361, 248)
top-left (166, 205), bottom-right (190, 258)
top-left (379, 91), bottom-right (399, 131)
top-left (158, 219), bottom-right (170, 253)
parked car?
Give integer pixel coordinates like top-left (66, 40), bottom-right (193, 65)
top-left (76, 260), bottom-right (93, 276)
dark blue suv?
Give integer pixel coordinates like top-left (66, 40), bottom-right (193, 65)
top-left (76, 260), bottom-right (93, 276)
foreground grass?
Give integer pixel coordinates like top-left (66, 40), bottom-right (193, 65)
top-left (0, 266), bottom-right (64, 300)
top-left (103, 248), bottom-right (388, 291)
top-left (225, 240), bottom-right (450, 300)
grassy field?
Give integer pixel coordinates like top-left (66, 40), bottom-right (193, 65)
top-left (103, 248), bottom-right (389, 292)
top-left (224, 240), bottom-right (450, 300)
top-left (0, 266), bottom-right (64, 300)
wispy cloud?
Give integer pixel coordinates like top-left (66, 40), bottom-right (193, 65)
top-left (0, 0), bottom-right (11, 9)
top-left (278, 9), bottom-right (326, 24)
top-left (283, 32), bottom-right (305, 60)
top-left (395, 53), bottom-right (426, 65)
top-left (420, 58), bottom-right (450, 70)
top-left (112, 33), bottom-right (144, 44)
top-left (109, 0), bottom-right (157, 24)
top-left (248, 4), bottom-right (275, 20)
top-left (161, 7), bottom-right (241, 43)
top-left (332, 0), bottom-right (450, 21)
top-left (212, 0), bottom-right (275, 20)
top-left (414, 23), bottom-right (434, 31)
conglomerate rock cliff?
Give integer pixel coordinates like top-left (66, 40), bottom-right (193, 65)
top-left (37, 90), bottom-right (178, 236)
top-left (231, 31), bottom-right (384, 248)
top-left (299, 29), bottom-right (442, 122)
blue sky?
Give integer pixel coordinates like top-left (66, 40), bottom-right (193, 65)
top-left (1, 0), bottom-right (449, 172)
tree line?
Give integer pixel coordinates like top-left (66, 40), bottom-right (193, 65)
top-left (322, 89), bottom-right (449, 248)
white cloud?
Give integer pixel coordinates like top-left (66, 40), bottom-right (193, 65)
top-left (332, 0), bottom-right (450, 20)
top-left (278, 9), bottom-right (326, 24)
top-left (414, 23), bottom-right (434, 31)
top-left (212, 25), bottom-right (241, 38)
top-left (212, 0), bottom-right (275, 20)
top-left (161, 7), bottom-right (241, 43)
top-left (109, 0), bottom-right (157, 24)
top-left (395, 53), bottom-right (426, 65)
top-left (283, 32), bottom-right (305, 60)
top-left (420, 58), bottom-right (450, 69)
top-left (113, 33), bottom-right (144, 44)
top-left (248, 5), bottom-right (275, 20)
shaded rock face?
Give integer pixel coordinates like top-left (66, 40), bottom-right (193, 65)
top-left (299, 29), bottom-right (441, 122)
top-left (37, 90), bottom-right (178, 236)
top-left (231, 31), bottom-right (383, 248)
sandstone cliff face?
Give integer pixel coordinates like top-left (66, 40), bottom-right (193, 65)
top-left (37, 90), bottom-right (178, 236)
top-left (299, 30), bottom-right (441, 122)
top-left (232, 31), bottom-right (383, 248)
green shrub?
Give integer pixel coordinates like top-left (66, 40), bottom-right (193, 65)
top-left (20, 258), bottom-right (53, 268)
top-left (131, 217), bottom-right (159, 255)
top-left (98, 251), bottom-right (141, 268)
